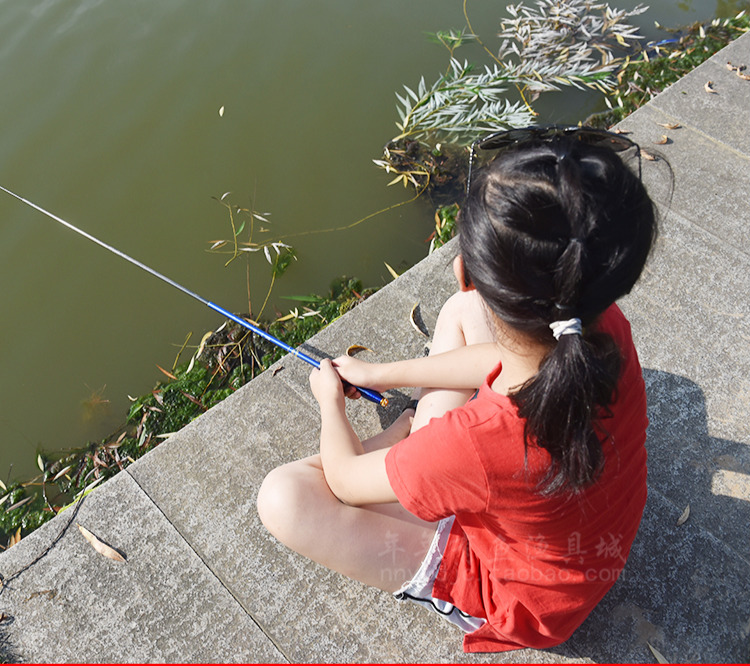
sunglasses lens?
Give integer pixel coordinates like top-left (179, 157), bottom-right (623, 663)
top-left (573, 130), bottom-right (635, 153)
top-left (467, 125), bottom-right (641, 195)
top-left (478, 129), bottom-right (534, 151)
top-left (477, 127), bottom-right (636, 153)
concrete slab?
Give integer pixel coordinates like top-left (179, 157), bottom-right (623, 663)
top-left (617, 104), bottom-right (750, 252)
top-left (0, 471), bottom-right (282, 663)
top-left (646, 32), bottom-right (750, 154)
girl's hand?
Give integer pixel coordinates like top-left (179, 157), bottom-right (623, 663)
top-left (330, 355), bottom-right (389, 394)
top-left (309, 359), bottom-right (346, 408)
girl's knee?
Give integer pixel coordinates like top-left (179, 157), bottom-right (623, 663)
top-left (256, 460), bottom-right (314, 543)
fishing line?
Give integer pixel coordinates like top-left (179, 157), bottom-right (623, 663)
top-left (0, 184), bottom-right (387, 407)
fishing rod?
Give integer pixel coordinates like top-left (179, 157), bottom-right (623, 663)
top-left (0, 184), bottom-right (388, 407)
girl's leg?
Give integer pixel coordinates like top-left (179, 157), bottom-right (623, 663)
top-left (410, 289), bottom-right (496, 432)
top-left (257, 287), bottom-right (496, 592)
top-left (257, 454), bottom-right (436, 593)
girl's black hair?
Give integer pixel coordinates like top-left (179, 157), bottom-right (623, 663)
top-left (460, 135), bottom-right (657, 494)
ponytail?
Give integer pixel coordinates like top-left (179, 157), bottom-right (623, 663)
top-left (513, 329), bottom-right (621, 493)
top-left (460, 133), bottom-right (656, 493)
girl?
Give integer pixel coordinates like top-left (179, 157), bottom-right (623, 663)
top-left (257, 126), bottom-right (658, 652)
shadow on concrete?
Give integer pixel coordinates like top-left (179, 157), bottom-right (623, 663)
top-left (0, 617), bottom-right (20, 664)
top-left (566, 368), bottom-right (750, 663)
top-left (642, 368), bottom-right (750, 554)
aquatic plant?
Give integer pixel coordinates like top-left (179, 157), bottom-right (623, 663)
top-left (376, 0), bottom-right (648, 194)
top-left (207, 192), bottom-right (296, 319)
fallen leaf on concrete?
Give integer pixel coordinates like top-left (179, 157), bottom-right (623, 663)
top-left (346, 344), bottom-right (373, 356)
top-left (737, 71), bottom-right (750, 81)
top-left (640, 149), bottom-right (658, 161)
top-left (726, 61), bottom-right (746, 72)
top-left (676, 504), bottom-right (690, 526)
top-left (77, 524), bottom-right (126, 563)
top-left (654, 135), bottom-right (670, 145)
top-left (657, 122), bottom-right (681, 130)
top-left (613, 128), bottom-right (631, 134)
top-left (648, 643), bottom-right (669, 663)
top-left (409, 303), bottom-right (430, 338)
top-left (704, 81), bottom-right (717, 94)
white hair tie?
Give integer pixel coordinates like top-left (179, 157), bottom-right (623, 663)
top-left (550, 318), bottom-right (582, 340)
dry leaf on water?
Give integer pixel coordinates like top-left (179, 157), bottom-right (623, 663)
top-left (8, 528), bottom-right (22, 548)
top-left (77, 524), bottom-right (126, 563)
top-left (676, 504), bottom-right (690, 526)
top-left (384, 262), bottom-right (400, 280)
top-left (52, 465), bottom-right (73, 482)
top-left (7, 497), bottom-right (32, 512)
top-left (156, 364), bottom-right (177, 381)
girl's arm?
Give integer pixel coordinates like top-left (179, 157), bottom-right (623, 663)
top-left (310, 359), bottom-right (398, 506)
top-left (333, 342), bottom-right (502, 394)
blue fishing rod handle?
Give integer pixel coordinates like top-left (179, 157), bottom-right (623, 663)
top-left (352, 385), bottom-right (389, 407)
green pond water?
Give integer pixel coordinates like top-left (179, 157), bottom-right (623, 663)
top-left (0, 0), bottom-right (742, 481)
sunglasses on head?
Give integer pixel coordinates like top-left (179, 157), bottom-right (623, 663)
top-left (466, 125), bottom-right (642, 194)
